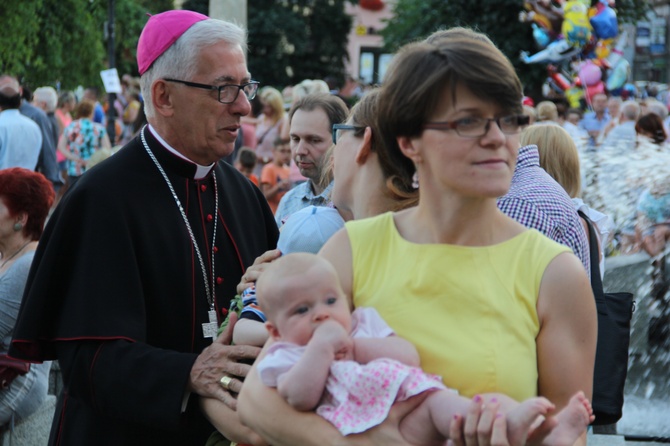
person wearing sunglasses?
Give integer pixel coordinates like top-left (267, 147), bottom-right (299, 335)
top-left (9, 10), bottom-right (278, 446)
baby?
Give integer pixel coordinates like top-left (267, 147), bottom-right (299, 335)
top-left (254, 253), bottom-right (594, 445)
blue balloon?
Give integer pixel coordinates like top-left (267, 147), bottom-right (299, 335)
top-left (623, 83), bottom-right (637, 95)
top-left (590, 5), bottom-right (618, 40)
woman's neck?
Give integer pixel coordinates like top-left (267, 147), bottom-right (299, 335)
top-left (264, 113), bottom-right (278, 126)
top-left (0, 238), bottom-right (35, 266)
top-left (351, 159), bottom-right (397, 220)
top-left (398, 190), bottom-right (515, 246)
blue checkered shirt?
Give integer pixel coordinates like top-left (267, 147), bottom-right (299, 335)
top-left (274, 180), bottom-right (333, 227)
top-left (497, 145), bottom-right (590, 276)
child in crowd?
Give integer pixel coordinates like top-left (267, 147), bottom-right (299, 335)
top-left (254, 253), bottom-right (595, 444)
top-left (260, 138), bottom-right (292, 214)
top-left (231, 205), bottom-right (345, 346)
top-left (234, 147), bottom-right (259, 186)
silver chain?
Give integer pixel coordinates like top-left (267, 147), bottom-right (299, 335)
top-left (140, 127), bottom-right (218, 310)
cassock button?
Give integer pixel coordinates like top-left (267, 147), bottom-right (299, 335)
top-left (200, 184), bottom-right (207, 192)
top-left (216, 277), bottom-right (223, 285)
top-left (207, 214), bottom-right (213, 222)
top-left (213, 246), bottom-right (219, 253)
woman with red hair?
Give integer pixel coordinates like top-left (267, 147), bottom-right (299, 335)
top-left (0, 168), bottom-right (54, 430)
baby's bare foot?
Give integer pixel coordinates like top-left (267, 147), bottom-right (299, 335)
top-left (506, 397), bottom-right (554, 445)
top-left (538, 391), bottom-right (592, 446)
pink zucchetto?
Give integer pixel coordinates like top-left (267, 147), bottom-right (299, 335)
top-left (136, 10), bottom-right (208, 75)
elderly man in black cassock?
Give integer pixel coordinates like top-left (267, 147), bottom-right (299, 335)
top-left (9, 10), bottom-right (278, 446)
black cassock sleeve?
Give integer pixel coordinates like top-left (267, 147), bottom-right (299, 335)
top-left (57, 339), bottom-right (197, 429)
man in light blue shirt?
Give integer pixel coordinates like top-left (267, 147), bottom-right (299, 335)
top-left (603, 100), bottom-right (639, 148)
top-left (579, 93), bottom-right (610, 146)
top-left (274, 93), bottom-right (348, 227)
top-left (0, 75), bottom-right (42, 170)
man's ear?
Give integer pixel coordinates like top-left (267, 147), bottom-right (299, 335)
top-left (397, 135), bottom-right (423, 164)
top-left (265, 321), bottom-right (281, 341)
top-left (151, 80), bottom-right (175, 118)
top-left (354, 126), bottom-right (373, 164)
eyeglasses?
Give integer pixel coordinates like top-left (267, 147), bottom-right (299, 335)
top-left (163, 78), bottom-right (260, 104)
top-left (423, 115), bottom-right (530, 138)
top-left (332, 124), bottom-right (365, 145)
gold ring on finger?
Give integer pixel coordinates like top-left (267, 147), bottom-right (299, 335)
top-left (219, 375), bottom-right (233, 390)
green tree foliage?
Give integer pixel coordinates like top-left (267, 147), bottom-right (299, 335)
top-left (380, 0), bottom-right (651, 98)
top-left (0, 0), bottom-right (168, 91)
top-left (181, 0), bottom-right (209, 14)
top-left (0, 1), bottom-right (42, 78)
top-left (246, 0), bottom-right (353, 88)
top-left (614, 0), bottom-right (651, 24)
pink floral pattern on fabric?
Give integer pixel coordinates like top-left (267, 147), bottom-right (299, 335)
top-left (317, 358), bottom-right (445, 435)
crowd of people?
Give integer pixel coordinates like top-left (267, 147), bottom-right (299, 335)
top-left (0, 6), bottom-right (667, 446)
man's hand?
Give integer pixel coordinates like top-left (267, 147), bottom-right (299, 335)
top-left (189, 312), bottom-right (261, 410)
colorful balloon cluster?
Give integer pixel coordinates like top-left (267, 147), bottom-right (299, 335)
top-left (519, 0), bottom-right (629, 107)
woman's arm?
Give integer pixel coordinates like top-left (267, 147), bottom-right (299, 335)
top-left (57, 134), bottom-right (77, 161)
top-left (261, 178), bottom-right (290, 200)
top-left (536, 252), bottom-right (597, 446)
top-left (200, 397), bottom-right (268, 445)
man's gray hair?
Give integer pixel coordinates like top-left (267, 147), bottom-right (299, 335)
top-left (140, 18), bottom-right (247, 118)
top-left (646, 98), bottom-right (668, 120)
top-left (33, 86), bottom-right (59, 112)
top-left (621, 100), bottom-right (640, 121)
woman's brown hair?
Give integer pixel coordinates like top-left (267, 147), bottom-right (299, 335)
top-left (377, 31), bottom-right (523, 196)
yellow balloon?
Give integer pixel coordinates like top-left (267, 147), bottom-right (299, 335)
top-left (566, 86), bottom-right (584, 109)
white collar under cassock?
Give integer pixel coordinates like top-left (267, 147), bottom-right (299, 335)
top-left (147, 124), bottom-right (214, 180)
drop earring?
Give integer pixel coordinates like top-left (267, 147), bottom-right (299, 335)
top-left (412, 171), bottom-right (419, 190)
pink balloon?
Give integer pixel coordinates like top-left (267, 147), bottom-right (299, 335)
top-left (579, 62), bottom-right (603, 86)
top-left (587, 81), bottom-right (605, 101)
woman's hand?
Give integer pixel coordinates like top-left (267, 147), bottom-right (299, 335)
top-left (448, 399), bottom-right (510, 446)
top-left (347, 394), bottom-right (429, 446)
top-left (237, 249), bottom-right (282, 294)
top-left (200, 397), bottom-right (269, 446)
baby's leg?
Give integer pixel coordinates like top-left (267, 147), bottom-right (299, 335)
top-left (532, 391), bottom-right (593, 446)
top-left (399, 389), bottom-right (471, 446)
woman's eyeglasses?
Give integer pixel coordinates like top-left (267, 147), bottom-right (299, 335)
top-left (423, 115), bottom-right (530, 138)
top-left (332, 124), bottom-right (365, 144)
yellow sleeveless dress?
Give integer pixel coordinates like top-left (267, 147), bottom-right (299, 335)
top-left (347, 212), bottom-right (570, 401)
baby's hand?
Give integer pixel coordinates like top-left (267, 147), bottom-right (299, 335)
top-left (313, 320), bottom-right (352, 359)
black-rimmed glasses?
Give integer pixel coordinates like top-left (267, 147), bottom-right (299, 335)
top-left (164, 78), bottom-right (260, 104)
top-left (423, 115), bottom-right (530, 138)
top-left (332, 124), bottom-right (365, 145)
